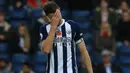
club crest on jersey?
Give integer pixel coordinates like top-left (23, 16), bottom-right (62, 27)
top-left (56, 30), bottom-right (62, 36)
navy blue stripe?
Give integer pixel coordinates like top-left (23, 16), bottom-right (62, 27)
top-left (70, 22), bottom-right (76, 73)
top-left (53, 34), bottom-right (58, 73)
top-left (47, 54), bottom-right (50, 73)
top-left (54, 46), bottom-right (58, 73)
top-left (62, 24), bottom-right (67, 73)
top-left (71, 42), bottom-right (76, 73)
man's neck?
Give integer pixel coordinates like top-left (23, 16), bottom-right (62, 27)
top-left (104, 62), bottom-right (111, 66)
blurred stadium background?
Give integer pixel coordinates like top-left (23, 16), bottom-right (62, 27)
top-left (0, 0), bottom-right (130, 73)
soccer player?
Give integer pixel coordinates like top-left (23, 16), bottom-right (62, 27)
top-left (40, 1), bottom-right (93, 73)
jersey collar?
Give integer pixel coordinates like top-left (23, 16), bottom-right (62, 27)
top-left (58, 19), bottom-right (65, 27)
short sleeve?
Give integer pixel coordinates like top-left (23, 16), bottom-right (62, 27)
top-left (67, 20), bottom-right (83, 44)
top-left (40, 25), bottom-right (48, 41)
top-left (74, 24), bottom-right (83, 44)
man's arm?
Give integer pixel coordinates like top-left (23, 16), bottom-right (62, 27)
top-left (41, 9), bottom-right (60, 54)
top-left (78, 40), bottom-right (93, 73)
top-left (41, 27), bottom-right (56, 54)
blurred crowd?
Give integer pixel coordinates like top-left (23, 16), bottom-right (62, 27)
top-left (0, 0), bottom-right (129, 73)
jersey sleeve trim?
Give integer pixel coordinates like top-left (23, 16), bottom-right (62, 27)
top-left (76, 38), bottom-right (83, 44)
top-left (40, 24), bottom-right (48, 41)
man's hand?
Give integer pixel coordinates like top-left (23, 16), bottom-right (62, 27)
top-left (41, 9), bottom-right (61, 54)
top-left (51, 9), bottom-right (60, 28)
top-left (0, 35), bottom-right (5, 40)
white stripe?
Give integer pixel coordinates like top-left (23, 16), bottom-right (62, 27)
top-left (50, 50), bottom-right (54, 73)
top-left (65, 22), bottom-right (73, 73)
top-left (57, 26), bottom-right (63, 73)
top-left (46, 25), bottom-right (54, 73)
top-left (46, 25), bottom-right (51, 33)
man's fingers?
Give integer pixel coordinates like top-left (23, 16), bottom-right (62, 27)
top-left (52, 12), bottom-right (57, 19)
top-left (54, 10), bottom-right (59, 19)
top-left (51, 9), bottom-right (60, 23)
top-left (56, 9), bottom-right (60, 18)
top-left (51, 10), bottom-right (57, 20)
top-left (54, 9), bottom-right (59, 17)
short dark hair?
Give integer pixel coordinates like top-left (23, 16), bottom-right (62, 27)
top-left (23, 62), bottom-right (31, 68)
top-left (43, 1), bottom-right (59, 16)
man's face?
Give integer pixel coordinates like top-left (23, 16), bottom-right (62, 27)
top-left (121, 2), bottom-right (128, 11)
top-left (0, 14), bottom-right (4, 22)
top-left (16, 1), bottom-right (22, 8)
top-left (23, 65), bottom-right (31, 73)
top-left (47, 9), bottom-right (62, 21)
top-left (102, 55), bottom-right (111, 64)
top-left (102, 24), bottom-right (109, 32)
top-left (123, 12), bottom-right (130, 21)
top-left (0, 60), bottom-right (6, 69)
top-left (19, 26), bottom-right (25, 36)
top-left (101, 1), bottom-right (108, 9)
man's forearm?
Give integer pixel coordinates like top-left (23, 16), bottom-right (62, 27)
top-left (81, 51), bottom-right (93, 73)
top-left (78, 41), bottom-right (93, 73)
top-left (42, 26), bottom-right (56, 53)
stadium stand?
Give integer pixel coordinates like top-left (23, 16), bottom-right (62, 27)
top-left (0, 0), bottom-right (130, 73)
top-left (116, 45), bottom-right (130, 73)
top-left (33, 52), bottom-right (48, 73)
top-left (12, 54), bottom-right (30, 73)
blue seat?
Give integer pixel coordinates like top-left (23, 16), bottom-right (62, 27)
top-left (86, 45), bottom-right (93, 52)
top-left (34, 65), bottom-right (46, 73)
top-left (72, 10), bottom-right (90, 21)
top-left (13, 65), bottom-right (23, 73)
top-left (33, 52), bottom-right (47, 73)
top-left (0, 54), bottom-right (10, 61)
top-left (90, 55), bottom-right (96, 64)
top-left (12, 54), bottom-right (29, 63)
top-left (12, 54), bottom-right (30, 73)
top-left (96, 55), bottom-right (102, 64)
top-left (61, 9), bottom-right (69, 19)
top-left (86, 45), bottom-right (96, 63)
top-left (0, 0), bottom-right (6, 5)
top-left (78, 21), bottom-right (90, 28)
top-left (11, 20), bottom-right (27, 28)
top-left (83, 33), bottom-right (92, 45)
top-left (9, 8), bottom-right (27, 19)
top-left (122, 67), bottom-right (130, 73)
top-left (120, 56), bottom-right (130, 64)
top-left (34, 52), bottom-right (48, 64)
top-left (77, 21), bottom-right (91, 33)
top-left (31, 9), bottom-right (43, 18)
top-left (0, 44), bottom-right (8, 53)
top-left (117, 45), bottom-right (130, 64)
top-left (119, 45), bottom-right (130, 52)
